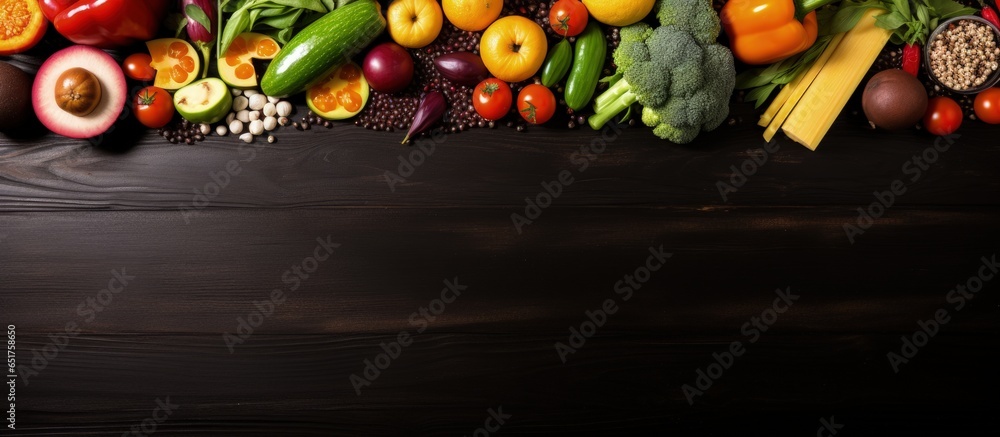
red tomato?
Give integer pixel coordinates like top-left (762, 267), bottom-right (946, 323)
top-left (517, 84), bottom-right (556, 125)
top-left (133, 86), bottom-right (175, 129)
top-left (123, 53), bottom-right (155, 82)
top-left (923, 96), bottom-right (962, 136)
top-left (974, 87), bottom-right (1000, 124)
top-left (473, 78), bottom-right (513, 121)
top-left (549, 0), bottom-right (589, 37)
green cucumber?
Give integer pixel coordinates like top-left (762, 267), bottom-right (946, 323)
top-left (260, 0), bottom-right (385, 98)
top-left (564, 22), bottom-right (606, 111)
top-left (541, 39), bottom-right (573, 87)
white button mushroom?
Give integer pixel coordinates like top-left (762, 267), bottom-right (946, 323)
top-left (249, 94), bottom-right (268, 111)
top-left (276, 101), bottom-right (293, 117)
top-left (229, 120), bottom-right (244, 135)
top-left (232, 95), bottom-right (249, 112)
top-left (236, 110), bottom-right (250, 123)
top-left (263, 102), bottom-right (277, 117)
top-left (249, 119), bottom-right (264, 136)
top-left (263, 116), bottom-right (277, 131)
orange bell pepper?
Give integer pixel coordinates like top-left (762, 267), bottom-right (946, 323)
top-left (720, 0), bottom-right (830, 65)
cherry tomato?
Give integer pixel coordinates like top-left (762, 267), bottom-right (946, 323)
top-left (133, 86), bottom-right (175, 129)
top-left (473, 78), bottom-right (512, 121)
top-left (517, 84), bottom-right (556, 125)
top-left (549, 0), bottom-right (589, 37)
top-left (123, 53), bottom-right (155, 82)
top-left (974, 87), bottom-right (1000, 124)
top-left (922, 96), bottom-right (963, 136)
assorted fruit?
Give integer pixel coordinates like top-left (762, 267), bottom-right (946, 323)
top-left (1, 0), bottom-right (1000, 150)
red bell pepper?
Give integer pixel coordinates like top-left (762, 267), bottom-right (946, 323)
top-left (40, 0), bottom-right (171, 49)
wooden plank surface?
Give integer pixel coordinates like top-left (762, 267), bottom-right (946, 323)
top-left (2, 29), bottom-right (999, 437)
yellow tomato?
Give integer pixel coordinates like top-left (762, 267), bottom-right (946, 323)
top-left (479, 16), bottom-right (548, 83)
top-left (443, 0), bottom-right (503, 32)
top-left (387, 0), bottom-right (443, 48)
top-left (582, 0), bottom-right (654, 27)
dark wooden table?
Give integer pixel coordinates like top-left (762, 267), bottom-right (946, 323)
top-left (2, 49), bottom-right (999, 435)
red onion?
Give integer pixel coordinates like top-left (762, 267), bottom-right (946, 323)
top-left (403, 92), bottom-right (446, 144)
top-left (182, 0), bottom-right (216, 77)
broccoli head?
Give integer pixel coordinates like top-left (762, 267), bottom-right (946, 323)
top-left (589, 0), bottom-right (735, 145)
top-left (655, 0), bottom-right (722, 45)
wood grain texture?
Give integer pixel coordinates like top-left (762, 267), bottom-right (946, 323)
top-left (2, 31), bottom-right (999, 435)
top-left (1, 101), bottom-right (998, 211)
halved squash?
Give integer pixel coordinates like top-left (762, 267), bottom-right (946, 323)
top-left (146, 38), bottom-right (200, 90)
top-left (219, 33), bottom-right (280, 89)
top-left (306, 62), bottom-right (370, 120)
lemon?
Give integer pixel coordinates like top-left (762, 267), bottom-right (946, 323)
top-left (582, 0), bottom-right (655, 27)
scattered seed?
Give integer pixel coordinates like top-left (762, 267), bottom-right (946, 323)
top-left (267, 135), bottom-right (276, 143)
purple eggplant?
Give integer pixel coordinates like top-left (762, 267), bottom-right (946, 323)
top-left (433, 52), bottom-right (489, 87)
top-left (403, 91), bottom-right (446, 144)
top-left (182, 0), bottom-right (216, 78)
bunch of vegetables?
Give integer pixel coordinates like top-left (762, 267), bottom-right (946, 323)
top-left (4, 0), bottom-right (1000, 150)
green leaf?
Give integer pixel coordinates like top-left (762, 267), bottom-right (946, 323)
top-left (826, 0), bottom-right (884, 35)
top-left (220, 7), bottom-right (251, 55)
top-left (875, 11), bottom-right (910, 29)
top-left (266, 0), bottom-right (327, 13)
top-left (893, 0), bottom-right (911, 18)
top-left (258, 9), bottom-right (304, 28)
top-left (185, 4), bottom-right (214, 34)
top-left (927, 0), bottom-right (976, 19)
top-left (745, 83), bottom-right (779, 108)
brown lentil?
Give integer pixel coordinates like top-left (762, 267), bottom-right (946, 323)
top-left (928, 19), bottom-right (1000, 91)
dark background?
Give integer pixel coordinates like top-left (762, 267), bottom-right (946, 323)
top-left (2, 29), bottom-right (999, 437)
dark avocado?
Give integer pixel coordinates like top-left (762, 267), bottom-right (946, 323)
top-left (862, 69), bottom-right (929, 131)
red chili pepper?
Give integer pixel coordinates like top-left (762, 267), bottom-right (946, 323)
top-left (982, 5), bottom-right (1000, 29)
top-left (40, 0), bottom-right (171, 49)
top-left (902, 43), bottom-right (921, 77)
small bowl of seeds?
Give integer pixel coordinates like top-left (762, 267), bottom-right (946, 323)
top-left (926, 16), bottom-right (1000, 94)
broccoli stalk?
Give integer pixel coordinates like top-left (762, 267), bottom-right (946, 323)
top-left (590, 79), bottom-right (639, 129)
top-left (587, 0), bottom-right (736, 144)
